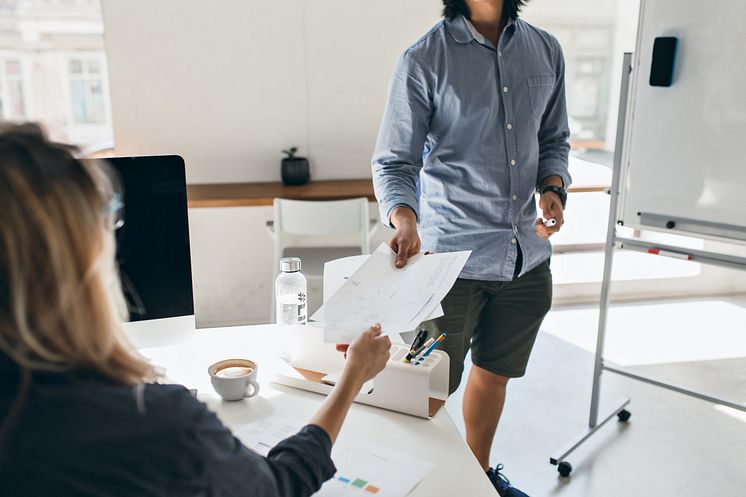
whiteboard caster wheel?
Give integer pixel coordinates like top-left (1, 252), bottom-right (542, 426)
top-left (617, 409), bottom-right (631, 423)
top-left (558, 461), bottom-right (572, 478)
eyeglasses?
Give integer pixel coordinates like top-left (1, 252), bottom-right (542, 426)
top-left (105, 192), bottom-right (125, 230)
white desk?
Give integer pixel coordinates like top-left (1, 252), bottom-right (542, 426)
top-left (134, 322), bottom-right (496, 496)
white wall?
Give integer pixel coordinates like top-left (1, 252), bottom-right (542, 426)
top-left (101, 0), bottom-right (441, 184)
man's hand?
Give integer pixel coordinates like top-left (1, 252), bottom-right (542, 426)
top-left (389, 206), bottom-right (421, 268)
top-left (536, 191), bottom-right (564, 240)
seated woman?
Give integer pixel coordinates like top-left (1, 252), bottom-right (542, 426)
top-left (0, 123), bottom-right (392, 497)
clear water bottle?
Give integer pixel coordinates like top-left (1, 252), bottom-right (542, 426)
top-left (275, 257), bottom-right (307, 325)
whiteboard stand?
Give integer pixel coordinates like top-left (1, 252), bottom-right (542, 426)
top-left (549, 52), bottom-right (746, 478)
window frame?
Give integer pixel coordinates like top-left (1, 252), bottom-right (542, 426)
top-left (0, 51), bottom-right (31, 121)
top-left (63, 52), bottom-right (112, 127)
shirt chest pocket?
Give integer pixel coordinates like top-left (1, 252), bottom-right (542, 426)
top-left (527, 76), bottom-right (556, 120)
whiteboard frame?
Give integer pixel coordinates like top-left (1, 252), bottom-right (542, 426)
top-left (617, 0), bottom-right (746, 244)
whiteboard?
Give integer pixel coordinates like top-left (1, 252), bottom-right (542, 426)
top-left (619, 0), bottom-right (746, 242)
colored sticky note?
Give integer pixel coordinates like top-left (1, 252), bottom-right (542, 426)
top-left (338, 476), bottom-right (351, 484)
top-left (351, 479), bottom-right (367, 488)
top-left (365, 484), bottom-right (381, 493)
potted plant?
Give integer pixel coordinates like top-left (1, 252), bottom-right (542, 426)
top-left (281, 147), bottom-right (310, 186)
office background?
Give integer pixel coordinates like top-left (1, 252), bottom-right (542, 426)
top-left (2, 1), bottom-right (745, 495)
top-left (3, 0), bottom-right (745, 327)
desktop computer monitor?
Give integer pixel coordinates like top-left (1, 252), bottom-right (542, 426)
top-left (106, 155), bottom-right (194, 322)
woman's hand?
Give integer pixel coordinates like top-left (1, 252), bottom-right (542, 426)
top-left (344, 324), bottom-right (391, 383)
top-left (310, 325), bottom-right (391, 443)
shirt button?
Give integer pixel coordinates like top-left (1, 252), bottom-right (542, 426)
top-left (503, 86), bottom-right (509, 92)
top-left (510, 159), bottom-right (516, 166)
top-left (507, 123), bottom-right (513, 130)
top-left (511, 238), bottom-right (517, 244)
top-left (498, 51), bottom-right (502, 57)
top-left (512, 194), bottom-right (517, 201)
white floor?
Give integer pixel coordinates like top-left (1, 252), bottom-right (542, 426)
top-left (444, 295), bottom-right (746, 497)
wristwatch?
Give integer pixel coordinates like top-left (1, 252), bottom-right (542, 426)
top-left (539, 184), bottom-right (567, 209)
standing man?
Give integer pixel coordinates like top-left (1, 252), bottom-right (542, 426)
top-left (372, 1), bottom-right (570, 495)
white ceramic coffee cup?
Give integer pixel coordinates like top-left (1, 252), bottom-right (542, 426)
top-left (208, 359), bottom-right (260, 401)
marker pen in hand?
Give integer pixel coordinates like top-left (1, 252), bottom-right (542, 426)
top-left (543, 218), bottom-right (557, 228)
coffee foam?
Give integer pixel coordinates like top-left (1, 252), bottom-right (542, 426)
top-left (215, 366), bottom-right (254, 378)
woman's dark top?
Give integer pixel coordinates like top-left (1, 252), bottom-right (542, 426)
top-left (0, 352), bottom-right (336, 496)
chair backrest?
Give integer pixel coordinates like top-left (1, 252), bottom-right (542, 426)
top-left (269, 197), bottom-right (371, 322)
top-left (274, 197), bottom-right (370, 241)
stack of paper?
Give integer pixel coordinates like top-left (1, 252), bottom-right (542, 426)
top-left (237, 415), bottom-right (434, 497)
top-left (311, 243), bottom-right (470, 340)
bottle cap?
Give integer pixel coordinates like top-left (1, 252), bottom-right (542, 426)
top-left (280, 257), bottom-right (301, 273)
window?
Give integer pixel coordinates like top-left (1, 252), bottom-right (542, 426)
top-left (0, 58), bottom-right (27, 120)
top-left (522, 0), bottom-right (640, 151)
top-left (69, 57), bottom-right (106, 124)
top-left (0, 0), bottom-right (112, 148)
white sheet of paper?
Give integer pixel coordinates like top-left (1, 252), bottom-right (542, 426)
top-left (311, 243), bottom-right (470, 336)
top-left (236, 416), bottom-right (434, 497)
top-left (318, 254), bottom-right (444, 321)
top-left (317, 253), bottom-right (443, 343)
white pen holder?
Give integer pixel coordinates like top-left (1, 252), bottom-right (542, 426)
top-left (270, 325), bottom-right (450, 419)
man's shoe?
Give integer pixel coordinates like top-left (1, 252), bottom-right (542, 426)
top-left (486, 464), bottom-right (529, 497)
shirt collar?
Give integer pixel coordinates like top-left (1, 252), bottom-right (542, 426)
top-left (445, 15), bottom-right (516, 46)
top-left (464, 18), bottom-right (487, 45)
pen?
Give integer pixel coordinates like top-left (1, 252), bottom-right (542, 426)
top-left (647, 248), bottom-right (693, 261)
top-left (404, 338), bottom-right (434, 363)
top-left (404, 329), bottom-right (427, 362)
top-left (543, 218), bottom-right (557, 227)
top-left (410, 329), bottom-right (427, 353)
top-left (415, 333), bottom-right (447, 364)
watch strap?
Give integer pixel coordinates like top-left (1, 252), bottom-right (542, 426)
top-left (540, 184), bottom-right (567, 208)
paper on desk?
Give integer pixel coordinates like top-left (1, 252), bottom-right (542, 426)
top-left (237, 415), bottom-right (433, 497)
top-left (311, 243), bottom-right (470, 336)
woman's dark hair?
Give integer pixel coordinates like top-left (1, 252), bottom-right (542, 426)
top-left (442, 0), bottom-right (528, 22)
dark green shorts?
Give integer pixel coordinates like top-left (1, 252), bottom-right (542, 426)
top-left (411, 259), bottom-right (552, 395)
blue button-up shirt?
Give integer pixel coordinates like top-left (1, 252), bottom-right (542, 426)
top-left (372, 16), bottom-right (571, 281)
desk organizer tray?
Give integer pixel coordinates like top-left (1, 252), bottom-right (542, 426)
top-left (272, 340), bottom-right (449, 419)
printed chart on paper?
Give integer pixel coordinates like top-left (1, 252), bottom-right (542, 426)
top-left (311, 243), bottom-right (470, 336)
top-left (236, 416), bottom-right (433, 497)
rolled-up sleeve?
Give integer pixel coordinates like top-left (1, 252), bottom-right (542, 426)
top-left (372, 50), bottom-right (432, 228)
top-left (536, 40), bottom-right (572, 190)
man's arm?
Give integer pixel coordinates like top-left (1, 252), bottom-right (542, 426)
top-left (536, 39), bottom-right (571, 191)
top-left (372, 50), bottom-right (432, 266)
top-left (536, 39), bottom-right (572, 239)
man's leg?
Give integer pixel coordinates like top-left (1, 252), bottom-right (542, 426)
top-left (463, 365), bottom-right (509, 470)
top-left (430, 279), bottom-right (488, 395)
top-left (466, 260), bottom-right (553, 470)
